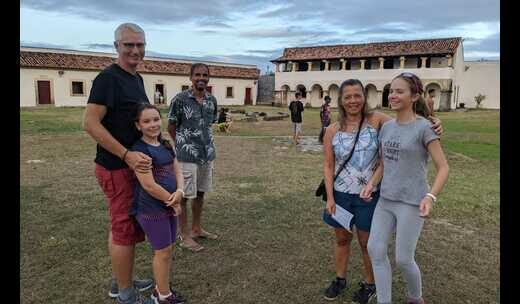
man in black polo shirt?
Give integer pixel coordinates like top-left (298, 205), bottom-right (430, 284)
top-left (83, 23), bottom-right (154, 304)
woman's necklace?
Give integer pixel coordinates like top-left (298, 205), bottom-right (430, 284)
top-left (344, 121), bottom-right (360, 132)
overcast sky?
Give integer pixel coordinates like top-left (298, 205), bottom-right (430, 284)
top-left (20, 0), bottom-right (499, 73)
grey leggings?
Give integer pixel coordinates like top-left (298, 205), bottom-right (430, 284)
top-left (367, 197), bottom-right (425, 304)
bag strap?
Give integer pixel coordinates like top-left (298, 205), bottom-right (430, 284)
top-left (332, 113), bottom-right (365, 182)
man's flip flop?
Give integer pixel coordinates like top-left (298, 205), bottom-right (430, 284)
top-left (192, 230), bottom-right (219, 240)
top-left (178, 235), bottom-right (204, 252)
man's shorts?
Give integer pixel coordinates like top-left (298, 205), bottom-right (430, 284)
top-left (95, 164), bottom-right (145, 246)
top-left (293, 122), bottom-right (302, 134)
top-left (322, 190), bottom-right (380, 232)
top-left (179, 161), bottom-right (213, 199)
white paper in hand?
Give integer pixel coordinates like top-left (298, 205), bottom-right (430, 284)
top-left (331, 205), bottom-right (354, 232)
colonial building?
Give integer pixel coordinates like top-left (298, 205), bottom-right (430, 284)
top-left (271, 37), bottom-right (499, 110)
top-left (20, 47), bottom-right (260, 107)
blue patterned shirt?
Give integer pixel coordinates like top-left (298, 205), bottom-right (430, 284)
top-left (167, 89), bottom-right (218, 164)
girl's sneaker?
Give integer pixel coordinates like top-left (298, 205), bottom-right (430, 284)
top-left (151, 288), bottom-right (186, 304)
top-left (323, 278), bottom-right (347, 300)
top-left (352, 281), bottom-right (376, 303)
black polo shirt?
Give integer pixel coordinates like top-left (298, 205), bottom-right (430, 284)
top-left (87, 64), bottom-right (149, 170)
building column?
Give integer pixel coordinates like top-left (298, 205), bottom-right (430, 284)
top-left (379, 57), bottom-right (385, 70)
top-left (275, 63), bottom-right (280, 72)
top-left (340, 59), bottom-right (347, 70)
top-left (400, 56), bottom-right (405, 69)
top-left (274, 91), bottom-right (281, 104)
top-left (439, 90), bottom-right (452, 111)
top-left (377, 90), bottom-right (383, 108)
top-left (360, 59), bottom-right (366, 70)
top-left (307, 61), bottom-right (313, 71)
top-left (420, 57), bottom-right (428, 69)
top-left (446, 55), bottom-right (453, 67)
top-left (322, 60), bottom-right (329, 71)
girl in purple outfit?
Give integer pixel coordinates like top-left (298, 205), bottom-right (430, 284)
top-left (131, 103), bottom-right (186, 304)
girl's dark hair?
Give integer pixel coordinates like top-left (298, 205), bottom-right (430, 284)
top-left (135, 103), bottom-right (173, 151)
top-left (337, 79), bottom-right (371, 130)
top-left (393, 73), bottom-right (430, 118)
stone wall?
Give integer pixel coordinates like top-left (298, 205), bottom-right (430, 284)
top-left (257, 75), bottom-right (275, 104)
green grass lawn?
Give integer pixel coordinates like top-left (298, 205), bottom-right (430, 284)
top-left (20, 106), bottom-right (499, 303)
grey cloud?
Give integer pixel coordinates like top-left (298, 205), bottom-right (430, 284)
top-left (464, 33), bottom-right (500, 53)
top-left (20, 0), bottom-right (269, 25)
top-left (196, 30), bottom-right (220, 35)
top-left (21, 41), bottom-right (73, 49)
top-left (198, 17), bottom-right (233, 28)
top-left (144, 50), bottom-right (274, 73)
top-left (256, 5), bottom-right (294, 18)
top-left (246, 49), bottom-right (284, 56)
top-left (352, 27), bottom-right (411, 36)
top-left (81, 43), bottom-right (113, 49)
top-left (239, 27), bottom-right (337, 39)
top-left (21, 0), bottom-right (498, 30)
top-left (250, 0), bottom-right (498, 31)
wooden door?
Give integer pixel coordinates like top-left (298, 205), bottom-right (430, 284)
top-left (37, 81), bottom-right (51, 105)
top-left (244, 87), bottom-right (252, 105)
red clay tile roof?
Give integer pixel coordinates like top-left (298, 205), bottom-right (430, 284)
top-left (271, 37), bottom-right (461, 62)
top-left (20, 51), bottom-right (260, 79)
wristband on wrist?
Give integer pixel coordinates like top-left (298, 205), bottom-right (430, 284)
top-left (121, 149), bottom-right (129, 161)
top-left (176, 189), bottom-right (185, 197)
top-left (425, 193), bottom-right (437, 203)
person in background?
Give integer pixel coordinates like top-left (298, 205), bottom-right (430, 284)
top-left (426, 89), bottom-right (435, 116)
top-left (319, 95), bottom-right (332, 144)
top-left (289, 92), bottom-right (304, 145)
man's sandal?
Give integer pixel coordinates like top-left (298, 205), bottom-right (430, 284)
top-left (178, 235), bottom-right (204, 252)
top-left (191, 230), bottom-right (219, 240)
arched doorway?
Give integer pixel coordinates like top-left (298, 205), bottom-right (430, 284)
top-left (365, 84), bottom-right (378, 109)
top-left (382, 84), bottom-right (391, 108)
top-left (328, 84), bottom-right (340, 108)
top-left (296, 84), bottom-right (307, 101)
top-left (281, 85), bottom-right (290, 105)
top-left (310, 84), bottom-right (323, 107)
top-left (424, 82), bottom-right (442, 111)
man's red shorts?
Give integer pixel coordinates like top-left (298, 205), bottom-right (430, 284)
top-left (95, 164), bottom-right (145, 246)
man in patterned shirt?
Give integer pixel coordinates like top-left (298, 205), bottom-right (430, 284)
top-left (167, 63), bottom-right (218, 252)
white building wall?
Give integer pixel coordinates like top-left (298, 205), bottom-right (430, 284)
top-left (451, 44), bottom-right (466, 108)
top-left (21, 68), bottom-right (99, 107)
top-left (275, 68), bottom-right (454, 92)
top-left (458, 61), bottom-right (500, 109)
top-left (21, 68), bottom-right (257, 107)
top-left (275, 67), bottom-right (455, 108)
